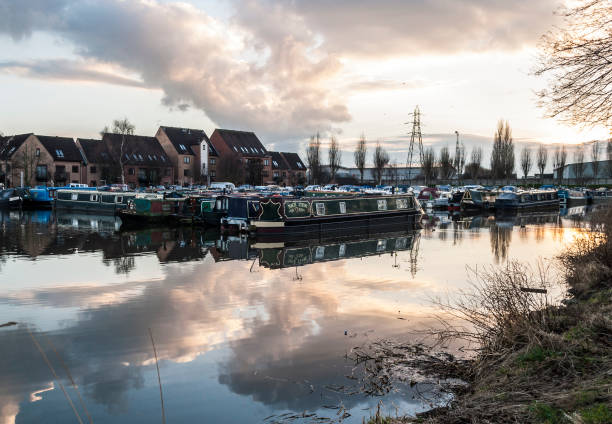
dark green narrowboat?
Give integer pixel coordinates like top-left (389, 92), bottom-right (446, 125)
top-left (251, 194), bottom-right (422, 239)
top-left (55, 190), bottom-right (137, 214)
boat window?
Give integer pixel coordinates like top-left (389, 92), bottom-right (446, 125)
top-left (115, 196), bottom-right (123, 203)
top-left (315, 202), bottom-right (325, 216)
top-left (377, 199), bottom-right (387, 211)
top-left (339, 201), bottom-right (346, 214)
top-left (90, 194), bottom-right (99, 202)
top-left (71, 193), bottom-right (78, 200)
top-left (397, 198), bottom-right (407, 209)
top-left (338, 244), bottom-right (346, 257)
top-left (396, 237), bottom-right (407, 250)
top-left (376, 239), bottom-right (387, 252)
top-left (315, 246), bottom-right (325, 260)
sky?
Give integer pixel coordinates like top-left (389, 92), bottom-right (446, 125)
top-left (0, 0), bottom-right (609, 167)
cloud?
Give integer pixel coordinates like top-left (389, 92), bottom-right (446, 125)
top-left (268, 0), bottom-right (561, 57)
top-left (0, 0), bottom-right (562, 141)
top-left (0, 59), bottom-right (146, 87)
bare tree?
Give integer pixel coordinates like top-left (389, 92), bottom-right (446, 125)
top-left (373, 141), bottom-right (389, 185)
top-left (591, 141), bottom-right (601, 183)
top-left (439, 146), bottom-right (453, 180)
top-left (491, 120), bottom-right (505, 179)
top-left (535, 0), bottom-right (612, 128)
top-left (14, 143), bottom-right (40, 187)
top-left (502, 122), bottom-right (515, 183)
top-left (454, 142), bottom-right (466, 183)
top-left (466, 147), bottom-right (482, 181)
top-left (328, 135), bottom-right (341, 183)
top-left (491, 120), bottom-right (514, 181)
top-left (553, 145), bottom-right (568, 185)
top-left (354, 133), bottom-right (367, 184)
top-left (536, 144), bottom-right (548, 183)
top-left (107, 118), bottom-right (135, 185)
top-left (421, 147), bottom-right (437, 186)
top-left (306, 132), bottom-right (322, 185)
top-left (574, 144), bottom-right (586, 185)
top-left (520, 147), bottom-right (533, 180)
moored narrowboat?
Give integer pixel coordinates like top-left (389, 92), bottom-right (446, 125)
top-left (251, 193), bottom-right (422, 239)
top-left (0, 188), bottom-right (30, 209)
top-left (557, 189), bottom-right (587, 206)
top-left (118, 195), bottom-right (186, 228)
top-left (460, 189), bottom-right (496, 213)
top-left (55, 189), bottom-right (137, 214)
top-left (494, 190), bottom-right (559, 211)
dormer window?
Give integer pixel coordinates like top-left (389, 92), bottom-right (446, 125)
top-left (133, 154), bottom-right (138, 160)
top-left (138, 154), bottom-right (144, 161)
top-left (147, 155), bottom-right (152, 160)
top-left (179, 144), bottom-right (187, 152)
top-left (233, 146), bottom-right (238, 152)
top-left (8, 147), bottom-right (16, 155)
top-left (56, 149), bottom-right (64, 158)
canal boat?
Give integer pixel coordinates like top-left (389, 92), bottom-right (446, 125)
top-left (55, 189), bottom-right (137, 214)
top-left (494, 190), bottom-right (559, 211)
top-left (460, 189), bottom-right (496, 213)
top-left (219, 195), bottom-right (262, 231)
top-left (448, 190), bottom-right (464, 211)
top-left (251, 193), bottom-right (422, 239)
top-left (557, 189), bottom-right (587, 206)
top-left (588, 188), bottom-right (612, 203)
top-left (118, 195), bottom-right (186, 228)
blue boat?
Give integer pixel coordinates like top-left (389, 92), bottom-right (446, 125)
top-left (495, 190), bottom-right (559, 211)
top-left (557, 189), bottom-right (587, 206)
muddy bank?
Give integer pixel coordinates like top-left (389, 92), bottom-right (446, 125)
top-left (366, 210), bottom-right (612, 424)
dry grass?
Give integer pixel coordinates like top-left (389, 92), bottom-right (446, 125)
top-left (370, 209), bottom-right (612, 424)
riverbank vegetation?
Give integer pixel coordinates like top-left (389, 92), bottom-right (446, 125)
top-left (364, 209), bottom-right (612, 423)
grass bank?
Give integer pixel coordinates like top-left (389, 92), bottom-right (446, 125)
top-left (371, 209), bottom-right (612, 424)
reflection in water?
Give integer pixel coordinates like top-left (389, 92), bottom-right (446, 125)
top-left (0, 209), bottom-right (586, 423)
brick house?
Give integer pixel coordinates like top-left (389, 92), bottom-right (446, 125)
top-left (269, 151), bottom-right (307, 186)
top-left (77, 138), bottom-right (115, 187)
top-left (209, 129), bottom-right (272, 185)
top-left (1, 134), bottom-right (84, 187)
top-left (155, 126), bottom-right (210, 186)
top-left (101, 133), bottom-right (174, 187)
top-left (0, 133), bottom-right (31, 187)
top-left (204, 140), bottom-right (219, 183)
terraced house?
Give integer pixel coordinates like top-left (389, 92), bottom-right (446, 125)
top-left (0, 134), bottom-right (84, 187)
top-left (269, 151), bottom-right (307, 186)
top-left (155, 126), bottom-right (210, 186)
top-left (209, 129), bottom-right (272, 185)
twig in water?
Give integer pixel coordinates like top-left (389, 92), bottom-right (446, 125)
top-left (27, 327), bottom-right (84, 424)
top-left (149, 327), bottom-right (166, 424)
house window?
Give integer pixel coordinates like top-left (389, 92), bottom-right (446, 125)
top-left (211, 171), bottom-right (216, 177)
top-left (138, 168), bottom-right (147, 180)
top-left (183, 157), bottom-right (190, 164)
top-left (282, 172), bottom-right (286, 177)
top-left (273, 171), bottom-right (279, 177)
top-left (128, 168), bottom-right (135, 175)
top-left (265, 160), bottom-right (270, 166)
top-left (210, 158), bottom-right (216, 165)
top-left (36, 148), bottom-right (40, 157)
top-left (72, 165), bottom-right (78, 173)
top-left (90, 166), bottom-right (97, 174)
top-left (179, 144), bottom-right (187, 152)
top-left (36, 165), bottom-right (47, 180)
top-left (55, 149), bottom-right (64, 158)
top-left (183, 169), bottom-right (190, 177)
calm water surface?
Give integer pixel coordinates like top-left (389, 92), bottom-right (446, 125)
top-left (0, 208), bottom-right (587, 423)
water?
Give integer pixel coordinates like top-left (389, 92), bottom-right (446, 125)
top-left (0, 208), bottom-right (588, 423)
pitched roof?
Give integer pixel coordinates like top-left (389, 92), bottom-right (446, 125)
top-left (77, 138), bottom-right (112, 164)
top-left (280, 152), bottom-right (306, 171)
top-left (269, 151), bottom-right (289, 170)
top-left (36, 135), bottom-right (84, 162)
top-left (159, 126), bottom-right (210, 156)
top-left (212, 129), bottom-right (268, 157)
top-left (0, 133), bottom-right (32, 160)
top-left (102, 133), bottom-right (171, 166)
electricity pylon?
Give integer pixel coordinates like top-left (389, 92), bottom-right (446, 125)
top-left (406, 106), bottom-right (424, 185)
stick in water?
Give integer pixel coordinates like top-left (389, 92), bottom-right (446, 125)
top-left (148, 327), bottom-right (166, 424)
